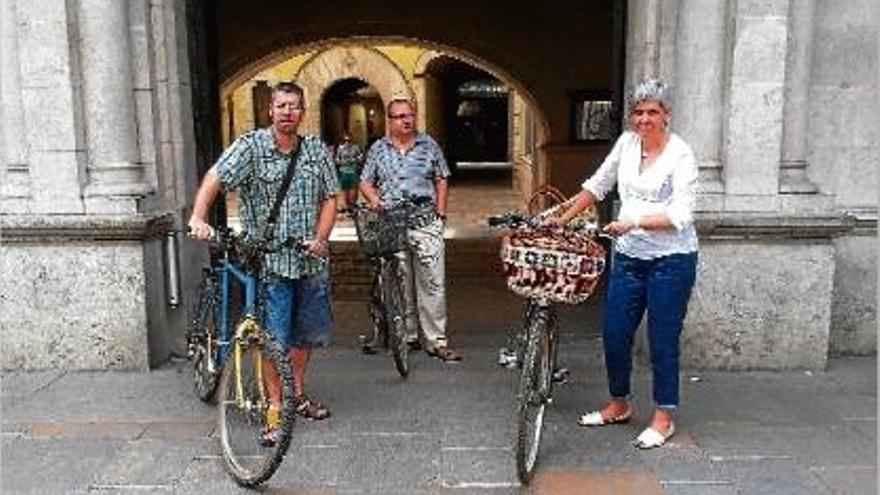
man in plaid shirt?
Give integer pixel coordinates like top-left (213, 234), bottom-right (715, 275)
top-left (360, 98), bottom-right (462, 362)
top-left (189, 81), bottom-right (338, 422)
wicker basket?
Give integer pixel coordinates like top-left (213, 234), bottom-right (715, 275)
top-left (354, 207), bottom-right (409, 256)
top-left (500, 228), bottom-right (606, 305)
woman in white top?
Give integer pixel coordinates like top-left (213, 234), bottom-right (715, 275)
top-left (550, 79), bottom-right (698, 449)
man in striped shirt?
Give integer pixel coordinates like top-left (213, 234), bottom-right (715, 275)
top-left (360, 98), bottom-right (462, 362)
top-left (189, 81), bottom-right (338, 421)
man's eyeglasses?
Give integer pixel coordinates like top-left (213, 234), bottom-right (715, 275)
top-left (388, 113), bottom-right (415, 120)
top-left (274, 102), bottom-right (304, 111)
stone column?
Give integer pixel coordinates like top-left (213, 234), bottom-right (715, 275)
top-left (780, 0), bottom-right (819, 194)
top-left (0, 0), bottom-right (30, 208)
top-left (674, 0), bottom-right (727, 210)
top-left (722, 0), bottom-right (790, 211)
top-left (78, 0), bottom-right (148, 212)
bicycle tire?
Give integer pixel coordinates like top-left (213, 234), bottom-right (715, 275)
top-left (189, 275), bottom-right (221, 402)
top-left (515, 311), bottom-right (552, 484)
top-left (368, 265), bottom-right (389, 349)
top-left (217, 329), bottom-right (295, 487)
top-left (383, 260), bottom-right (409, 378)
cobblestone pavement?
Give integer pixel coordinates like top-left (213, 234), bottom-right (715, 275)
top-left (2, 277), bottom-right (876, 495)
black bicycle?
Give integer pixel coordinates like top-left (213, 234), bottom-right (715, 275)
top-left (343, 198), bottom-right (438, 378)
top-left (186, 228), bottom-right (320, 486)
top-left (488, 212), bottom-right (607, 484)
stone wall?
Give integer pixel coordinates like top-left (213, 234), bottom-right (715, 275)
top-left (683, 239), bottom-right (835, 370)
top-left (0, 0), bottom-right (199, 370)
top-left (1, 234), bottom-right (150, 370)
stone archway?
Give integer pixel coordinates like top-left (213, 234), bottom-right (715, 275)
top-left (295, 46), bottom-right (413, 135)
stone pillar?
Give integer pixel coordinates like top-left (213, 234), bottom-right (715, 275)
top-left (78, 0), bottom-right (148, 212)
top-left (0, 0), bottom-right (30, 208)
top-left (779, 0), bottom-right (819, 194)
top-left (722, 0), bottom-right (790, 212)
top-left (674, 0), bottom-right (727, 210)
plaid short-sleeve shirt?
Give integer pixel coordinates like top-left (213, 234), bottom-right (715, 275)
top-left (360, 133), bottom-right (450, 204)
top-left (215, 128), bottom-right (339, 279)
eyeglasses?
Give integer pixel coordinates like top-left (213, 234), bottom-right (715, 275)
top-left (388, 113), bottom-right (415, 120)
top-left (274, 102), bottom-right (304, 111)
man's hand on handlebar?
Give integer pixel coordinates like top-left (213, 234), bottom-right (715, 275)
top-left (187, 216), bottom-right (214, 241)
top-left (304, 238), bottom-right (329, 258)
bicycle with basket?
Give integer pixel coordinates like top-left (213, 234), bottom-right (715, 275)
top-left (343, 196), bottom-right (437, 378)
top-left (488, 186), bottom-right (608, 484)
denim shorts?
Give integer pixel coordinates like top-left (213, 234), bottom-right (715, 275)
top-left (263, 270), bottom-right (333, 350)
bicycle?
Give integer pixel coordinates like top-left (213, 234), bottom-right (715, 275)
top-left (186, 227), bottom-right (319, 486)
top-left (343, 197), bottom-right (438, 378)
top-left (487, 211), bottom-right (608, 484)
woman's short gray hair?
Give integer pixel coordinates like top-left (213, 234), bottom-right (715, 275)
top-left (628, 78), bottom-right (673, 113)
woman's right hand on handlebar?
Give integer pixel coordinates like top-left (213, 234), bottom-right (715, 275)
top-left (187, 216), bottom-right (214, 241)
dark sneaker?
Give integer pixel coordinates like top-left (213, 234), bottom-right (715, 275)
top-left (407, 340), bottom-right (423, 351)
top-left (427, 346), bottom-right (462, 362)
top-left (294, 394), bottom-right (331, 420)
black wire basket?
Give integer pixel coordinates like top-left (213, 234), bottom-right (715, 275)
top-left (354, 207), bottom-right (409, 256)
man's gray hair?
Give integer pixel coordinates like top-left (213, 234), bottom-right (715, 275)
top-left (628, 78), bottom-right (673, 113)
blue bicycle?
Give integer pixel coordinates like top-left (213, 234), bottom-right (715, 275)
top-left (187, 228), bottom-right (313, 486)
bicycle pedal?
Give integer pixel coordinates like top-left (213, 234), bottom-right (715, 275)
top-left (497, 348), bottom-right (518, 368)
top-left (552, 367), bottom-right (570, 383)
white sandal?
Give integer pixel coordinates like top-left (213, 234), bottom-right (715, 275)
top-left (578, 407), bottom-right (632, 427)
top-left (633, 423), bottom-right (675, 449)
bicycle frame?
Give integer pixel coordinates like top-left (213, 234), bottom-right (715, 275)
top-left (213, 257), bottom-right (260, 369)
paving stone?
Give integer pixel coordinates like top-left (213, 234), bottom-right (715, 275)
top-left (713, 459), bottom-right (835, 495)
top-left (809, 465), bottom-right (877, 495)
top-left (2, 436), bottom-right (127, 494)
top-left (28, 420), bottom-right (148, 439)
top-left (336, 434), bottom-right (441, 490)
top-left (528, 467), bottom-right (664, 495)
top-left (694, 422), bottom-right (875, 467)
top-left (140, 419), bottom-right (215, 440)
top-left (93, 438), bottom-right (211, 486)
top-left (440, 446), bottom-right (517, 487)
top-left (0, 371), bottom-right (64, 398)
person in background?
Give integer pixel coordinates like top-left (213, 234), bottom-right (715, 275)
top-left (334, 132), bottom-right (363, 208)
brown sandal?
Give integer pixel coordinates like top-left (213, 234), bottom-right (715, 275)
top-left (294, 394), bottom-right (331, 420)
top-left (427, 346), bottom-right (462, 362)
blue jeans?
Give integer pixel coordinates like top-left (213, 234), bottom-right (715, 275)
top-left (602, 251), bottom-right (697, 409)
top-left (263, 269), bottom-right (333, 350)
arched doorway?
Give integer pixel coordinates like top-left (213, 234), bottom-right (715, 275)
top-left (321, 78), bottom-right (385, 150)
top-left (423, 55), bottom-right (509, 174)
top-left (219, 39), bottom-right (551, 235)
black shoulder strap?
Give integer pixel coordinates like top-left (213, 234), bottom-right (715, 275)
top-left (263, 136), bottom-right (303, 242)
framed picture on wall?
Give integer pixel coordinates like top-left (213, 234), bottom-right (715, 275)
top-left (570, 91), bottom-right (617, 142)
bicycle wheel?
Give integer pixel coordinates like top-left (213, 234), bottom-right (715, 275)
top-left (515, 310), bottom-right (553, 484)
top-left (382, 259), bottom-right (409, 378)
top-left (189, 275), bottom-right (221, 402)
top-left (366, 263), bottom-right (389, 349)
top-left (217, 327), bottom-right (295, 487)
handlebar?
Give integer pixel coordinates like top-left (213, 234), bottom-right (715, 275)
top-left (185, 226), bottom-right (312, 255)
top-left (339, 195), bottom-right (435, 216)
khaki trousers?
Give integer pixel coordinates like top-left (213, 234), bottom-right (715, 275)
top-left (395, 218), bottom-right (448, 349)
